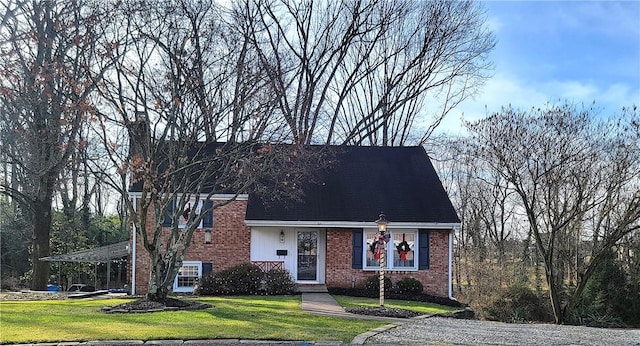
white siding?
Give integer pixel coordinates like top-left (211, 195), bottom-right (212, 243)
top-left (250, 227), bottom-right (326, 284)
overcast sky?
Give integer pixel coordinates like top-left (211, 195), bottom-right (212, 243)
top-left (437, 0), bottom-right (640, 134)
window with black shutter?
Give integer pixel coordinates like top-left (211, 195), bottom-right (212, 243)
top-left (352, 229), bottom-right (363, 269)
top-left (162, 200), bottom-right (174, 227)
top-left (418, 230), bottom-right (430, 270)
top-left (202, 200), bottom-right (214, 228)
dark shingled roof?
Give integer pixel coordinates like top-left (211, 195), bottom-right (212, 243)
top-left (245, 146), bottom-right (460, 224)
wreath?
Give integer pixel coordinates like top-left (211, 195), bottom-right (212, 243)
top-left (396, 233), bottom-right (411, 261)
top-left (396, 241), bottom-right (410, 253)
top-left (182, 203), bottom-right (191, 221)
top-left (369, 233), bottom-right (390, 260)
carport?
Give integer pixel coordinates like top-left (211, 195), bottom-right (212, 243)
top-left (40, 241), bottom-right (130, 290)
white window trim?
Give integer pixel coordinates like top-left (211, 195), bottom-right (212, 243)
top-left (363, 229), bottom-right (419, 271)
top-left (173, 261), bottom-right (202, 292)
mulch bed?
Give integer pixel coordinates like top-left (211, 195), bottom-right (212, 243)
top-left (101, 297), bottom-right (211, 313)
top-left (327, 287), bottom-right (465, 308)
top-left (346, 306), bottom-right (420, 318)
top-left (0, 291), bottom-right (211, 314)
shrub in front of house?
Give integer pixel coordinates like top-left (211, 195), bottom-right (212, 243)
top-left (365, 274), bottom-right (392, 293)
top-left (196, 263), bottom-right (263, 295)
top-left (395, 277), bottom-right (423, 293)
top-left (194, 273), bottom-right (235, 296)
top-left (263, 268), bottom-right (296, 295)
top-left (327, 286), bottom-right (465, 308)
top-left (194, 273), bottom-right (216, 295)
top-left (195, 263), bottom-right (297, 296)
top-left (223, 263), bottom-right (264, 295)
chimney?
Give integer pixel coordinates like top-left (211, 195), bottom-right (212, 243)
top-left (127, 111), bottom-right (150, 161)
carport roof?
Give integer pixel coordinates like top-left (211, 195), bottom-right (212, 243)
top-left (40, 241), bottom-right (129, 263)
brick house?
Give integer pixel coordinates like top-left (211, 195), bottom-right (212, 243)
top-left (129, 145), bottom-right (460, 298)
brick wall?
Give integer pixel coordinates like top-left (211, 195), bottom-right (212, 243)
top-left (325, 228), bottom-right (450, 298)
top-left (129, 200), bottom-right (451, 298)
top-left (130, 199), bottom-right (249, 294)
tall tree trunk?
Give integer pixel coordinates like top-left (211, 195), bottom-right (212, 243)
top-left (31, 179), bottom-right (53, 290)
top-left (544, 260), bottom-right (564, 324)
top-left (146, 252), bottom-right (176, 302)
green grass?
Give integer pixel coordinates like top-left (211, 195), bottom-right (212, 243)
top-left (333, 295), bottom-right (458, 315)
top-left (0, 296), bottom-right (387, 344)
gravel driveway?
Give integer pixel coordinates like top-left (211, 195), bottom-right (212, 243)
top-left (364, 316), bottom-right (640, 345)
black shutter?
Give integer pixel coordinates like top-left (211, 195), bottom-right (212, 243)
top-left (352, 229), bottom-right (363, 269)
top-left (202, 262), bottom-right (213, 276)
top-left (418, 230), bottom-right (430, 270)
top-left (202, 200), bottom-right (214, 228)
top-left (162, 200), bottom-right (174, 226)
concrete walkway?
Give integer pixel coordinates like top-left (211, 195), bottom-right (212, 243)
top-left (300, 293), bottom-right (409, 345)
top-left (301, 293), bottom-right (348, 316)
top-left (300, 293), bottom-right (409, 322)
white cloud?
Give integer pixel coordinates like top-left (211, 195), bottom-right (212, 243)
top-left (542, 80), bottom-right (599, 101)
top-left (433, 1), bottom-right (639, 136)
top-left (485, 14), bottom-right (503, 34)
top-left (436, 74), bottom-right (638, 135)
top-left (436, 73), bottom-right (548, 134)
top-left (599, 83), bottom-right (640, 109)
top-left (540, 80), bottom-right (639, 115)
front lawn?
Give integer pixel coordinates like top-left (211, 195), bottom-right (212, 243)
top-left (0, 296), bottom-right (386, 344)
top-left (334, 295), bottom-right (458, 315)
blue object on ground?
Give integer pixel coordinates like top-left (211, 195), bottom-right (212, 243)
top-left (108, 288), bottom-right (127, 293)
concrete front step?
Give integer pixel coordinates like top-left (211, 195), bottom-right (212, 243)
top-left (296, 284), bottom-right (328, 293)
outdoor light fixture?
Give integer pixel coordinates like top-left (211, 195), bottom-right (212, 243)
top-left (375, 212), bottom-right (388, 234)
top-left (280, 230), bottom-right (285, 243)
top-left (204, 229), bottom-right (212, 244)
top-left (375, 212), bottom-right (389, 307)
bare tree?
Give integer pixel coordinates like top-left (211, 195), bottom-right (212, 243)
top-left (246, 0), bottom-right (495, 145)
top-left (0, 0), bottom-right (115, 290)
top-left (92, 0), bottom-right (325, 301)
top-left (465, 103), bottom-right (640, 324)
top-left (478, 171), bottom-right (520, 261)
top-left (430, 136), bottom-right (520, 300)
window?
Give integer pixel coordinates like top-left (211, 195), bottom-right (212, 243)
top-left (163, 198), bottom-right (214, 229)
top-left (173, 261), bottom-right (202, 292)
top-left (363, 230), bottom-right (418, 270)
top-left (177, 200), bottom-right (202, 229)
top-left (392, 232), bottom-right (415, 268)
